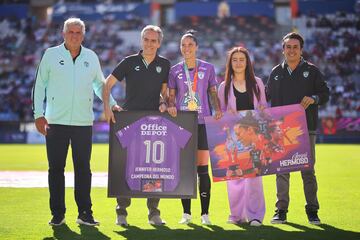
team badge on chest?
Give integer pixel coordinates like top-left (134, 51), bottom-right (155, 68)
top-left (198, 71), bottom-right (205, 79)
top-left (156, 66), bottom-right (162, 73)
top-left (303, 71), bottom-right (309, 78)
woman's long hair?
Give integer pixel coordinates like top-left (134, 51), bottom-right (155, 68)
top-left (224, 47), bottom-right (260, 107)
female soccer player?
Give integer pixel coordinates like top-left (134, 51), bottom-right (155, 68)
top-left (167, 30), bottom-right (222, 225)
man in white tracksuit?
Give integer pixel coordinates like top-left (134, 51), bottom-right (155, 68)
top-left (32, 17), bottom-right (118, 226)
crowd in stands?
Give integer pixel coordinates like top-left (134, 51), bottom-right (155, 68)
top-left (303, 11), bottom-right (360, 117)
top-left (0, 11), bottom-right (359, 122)
top-left (0, 16), bottom-right (30, 121)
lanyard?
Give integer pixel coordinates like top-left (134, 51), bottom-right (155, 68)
top-left (183, 60), bottom-right (198, 94)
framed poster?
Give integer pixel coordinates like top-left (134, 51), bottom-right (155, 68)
top-left (205, 104), bottom-right (312, 182)
top-left (108, 111), bottom-right (198, 198)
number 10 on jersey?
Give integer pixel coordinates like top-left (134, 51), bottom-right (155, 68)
top-left (144, 140), bottom-right (165, 164)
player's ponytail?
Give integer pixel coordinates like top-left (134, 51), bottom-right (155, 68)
top-left (181, 29), bottom-right (198, 46)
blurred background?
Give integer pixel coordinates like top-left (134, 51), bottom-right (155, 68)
top-left (0, 0), bottom-right (359, 144)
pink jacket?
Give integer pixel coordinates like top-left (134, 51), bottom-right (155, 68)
top-left (217, 77), bottom-right (267, 111)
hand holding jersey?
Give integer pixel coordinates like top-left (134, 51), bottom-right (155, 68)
top-left (159, 97), bottom-right (167, 113)
top-left (103, 25), bottom-right (170, 226)
top-left (167, 106), bottom-right (177, 117)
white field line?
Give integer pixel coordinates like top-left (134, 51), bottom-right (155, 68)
top-left (0, 171), bottom-right (108, 188)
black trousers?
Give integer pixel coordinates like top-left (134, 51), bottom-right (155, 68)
top-left (46, 124), bottom-right (93, 216)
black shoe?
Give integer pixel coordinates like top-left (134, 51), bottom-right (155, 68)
top-left (76, 211), bottom-right (100, 226)
top-left (271, 209), bottom-right (287, 224)
top-left (307, 211), bottom-right (321, 225)
top-left (49, 215), bottom-right (65, 226)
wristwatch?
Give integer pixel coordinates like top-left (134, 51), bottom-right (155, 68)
top-left (311, 95), bottom-right (319, 104)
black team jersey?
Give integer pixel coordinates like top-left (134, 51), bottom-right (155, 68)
top-left (112, 51), bottom-right (170, 111)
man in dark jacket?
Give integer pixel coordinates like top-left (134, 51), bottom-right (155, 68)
top-left (266, 32), bottom-right (329, 225)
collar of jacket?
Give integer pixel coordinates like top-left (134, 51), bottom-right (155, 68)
top-left (60, 42), bottom-right (83, 60)
top-left (281, 56), bottom-right (305, 70)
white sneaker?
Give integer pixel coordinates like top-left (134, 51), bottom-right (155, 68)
top-left (179, 213), bottom-right (192, 224)
top-left (116, 215), bottom-right (128, 227)
top-left (201, 214), bottom-right (212, 225)
top-left (149, 215), bottom-right (166, 225)
top-left (227, 219), bottom-right (238, 224)
top-left (227, 218), bottom-right (247, 224)
top-left (249, 219), bottom-right (262, 226)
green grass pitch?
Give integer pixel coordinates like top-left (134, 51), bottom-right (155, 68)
top-left (0, 144), bottom-right (359, 240)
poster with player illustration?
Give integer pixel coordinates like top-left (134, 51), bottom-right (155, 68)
top-left (204, 104), bottom-right (313, 182)
top-left (108, 111), bottom-right (198, 198)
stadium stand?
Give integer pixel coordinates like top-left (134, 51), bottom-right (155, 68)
top-left (0, 1), bottom-right (358, 143)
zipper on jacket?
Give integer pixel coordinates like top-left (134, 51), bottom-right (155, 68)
top-left (69, 58), bottom-right (76, 124)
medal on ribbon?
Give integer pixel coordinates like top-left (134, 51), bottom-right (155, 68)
top-left (183, 60), bottom-right (201, 111)
top-left (187, 99), bottom-right (198, 111)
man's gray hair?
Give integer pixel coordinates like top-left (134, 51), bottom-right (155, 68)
top-left (141, 25), bottom-right (163, 43)
top-left (63, 17), bottom-right (86, 34)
